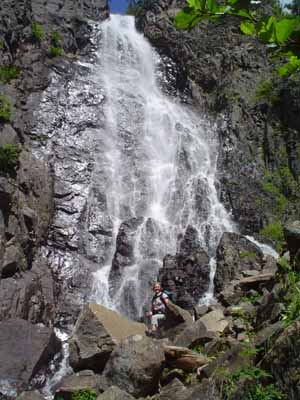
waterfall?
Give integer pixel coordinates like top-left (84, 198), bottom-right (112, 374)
top-left (31, 14), bottom-right (234, 325)
top-left (90, 15), bottom-right (234, 316)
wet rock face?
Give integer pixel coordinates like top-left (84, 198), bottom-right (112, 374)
top-left (159, 226), bottom-right (210, 309)
top-left (0, 319), bottom-right (61, 395)
top-left (109, 217), bottom-right (144, 295)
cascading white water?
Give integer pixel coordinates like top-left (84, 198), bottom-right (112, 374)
top-left (91, 15), bottom-right (234, 315)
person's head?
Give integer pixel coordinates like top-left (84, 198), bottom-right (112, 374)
top-left (153, 282), bottom-right (161, 293)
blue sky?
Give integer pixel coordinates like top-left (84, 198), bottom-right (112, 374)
top-left (110, 0), bottom-right (129, 14)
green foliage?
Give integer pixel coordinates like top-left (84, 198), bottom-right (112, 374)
top-left (277, 55), bottom-right (300, 76)
top-left (281, 268), bottom-right (300, 326)
top-left (0, 95), bottom-right (12, 122)
top-left (49, 31), bottom-right (63, 57)
top-left (71, 389), bottom-right (97, 400)
top-left (220, 366), bottom-right (285, 400)
top-left (51, 31), bottom-right (62, 46)
top-left (240, 251), bottom-right (257, 259)
top-left (31, 21), bottom-right (44, 42)
top-left (0, 40), bottom-right (4, 50)
top-left (175, 1), bottom-right (300, 77)
top-left (247, 383), bottom-right (286, 399)
top-left (192, 343), bottom-right (205, 353)
top-left (259, 222), bottom-right (284, 252)
top-left (0, 65), bottom-right (20, 83)
top-left (49, 46), bottom-right (64, 57)
top-left (241, 293), bottom-right (262, 304)
top-left (0, 144), bottom-right (21, 173)
top-left (255, 80), bottom-right (279, 104)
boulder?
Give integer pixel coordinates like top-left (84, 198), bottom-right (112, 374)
top-left (96, 386), bottom-right (135, 400)
top-left (174, 319), bottom-right (216, 348)
top-left (55, 370), bottom-right (108, 399)
top-left (0, 319), bottom-right (61, 394)
top-left (161, 302), bottom-right (193, 339)
top-left (159, 226), bottom-right (210, 309)
top-left (69, 304), bottom-right (147, 372)
top-left (193, 304), bottom-right (208, 320)
top-left (214, 233), bottom-right (264, 295)
top-left (159, 378), bottom-right (190, 400)
top-left (103, 335), bottom-right (165, 397)
top-left (261, 322), bottom-right (300, 399)
top-left (284, 221), bottom-right (300, 263)
top-left (18, 391), bottom-right (45, 400)
top-left (202, 342), bottom-right (254, 379)
top-left (198, 310), bottom-right (230, 335)
top-left (163, 345), bottom-right (209, 372)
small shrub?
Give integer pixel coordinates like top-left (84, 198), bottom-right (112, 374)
top-left (247, 383), bottom-right (286, 399)
top-left (31, 21), bottom-right (44, 42)
top-left (49, 46), bottom-right (64, 57)
top-left (281, 270), bottom-right (300, 327)
top-left (0, 144), bottom-right (21, 173)
top-left (259, 222), bottom-right (284, 252)
top-left (51, 31), bottom-right (62, 46)
top-left (72, 389), bottom-right (97, 400)
top-left (255, 79), bottom-right (279, 104)
top-left (240, 251), bottom-right (257, 259)
top-left (0, 95), bottom-right (12, 122)
top-left (0, 65), bottom-right (20, 83)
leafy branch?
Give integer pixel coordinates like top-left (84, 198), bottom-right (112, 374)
top-left (175, 0), bottom-right (300, 77)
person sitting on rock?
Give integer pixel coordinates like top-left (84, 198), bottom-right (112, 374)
top-left (146, 282), bottom-right (169, 337)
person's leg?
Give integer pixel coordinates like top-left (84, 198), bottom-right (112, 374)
top-left (151, 314), bottom-right (165, 338)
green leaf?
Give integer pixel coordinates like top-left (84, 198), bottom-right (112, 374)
top-left (240, 20), bottom-right (255, 35)
top-left (174, 8), bottom-right (201, 29)
top-left (275, 18), bottom-right (298, 44)
top-left (229, 8), bottom-right (253, 19)
top-left (257, 16), bottom-right (276, 43)
top-left (207, 0), bottom-right (218, 12)
top-left (187, 0), bottom-right (201, 9)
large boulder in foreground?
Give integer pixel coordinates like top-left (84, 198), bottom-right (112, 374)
top-left (69, 304), bottom-right (147, 372)
top-left (0, 319), bottom-right (60, 395)
top-left (103, 335), bottom-right (165, 397)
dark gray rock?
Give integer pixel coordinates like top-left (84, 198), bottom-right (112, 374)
top-left (0, 319), bottom-right (61, 395)
top-left (18, 391), bottom-right (45, 400)
top-left (103, 335), bottom-right (165, 397)
top-left (284, 221), bottom-right (300, 263)
top-left (159, 378), bottom-right (190, 400)
top-left (96, 386), bottom-right (135, 400)
top-left (214, 232), bottom-right (264, 295)
top-left (0, 257), bottom-right (55, 325)
top-left (159, 226), bottom-right (210, 309)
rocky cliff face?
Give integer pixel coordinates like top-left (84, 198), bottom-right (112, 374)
top-left (0, 0), bottom-right (108, 397)
top-left (136, 0), bottom-right (300, 235)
